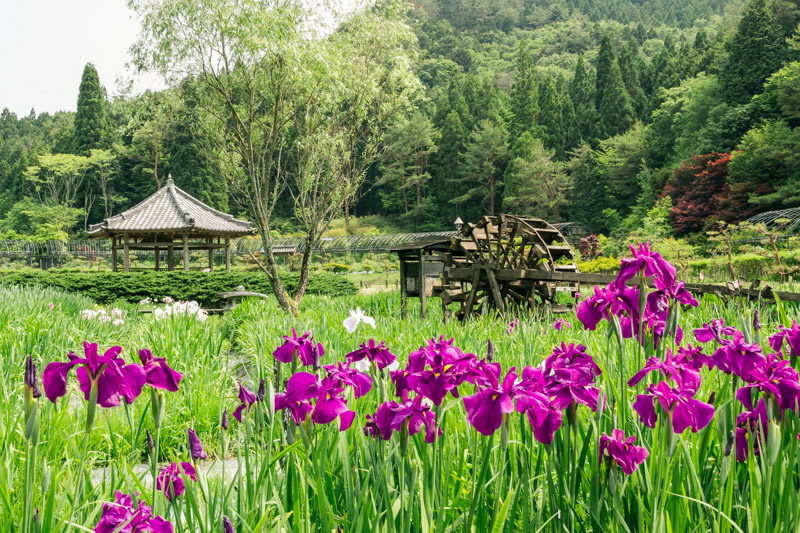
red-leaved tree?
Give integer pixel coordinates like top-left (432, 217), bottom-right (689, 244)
top-left (661, 153), bottom-right (767, 235)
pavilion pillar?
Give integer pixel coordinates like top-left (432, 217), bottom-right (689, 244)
top-left (111, 235), bottom-right (118, 272)
top-left (167, 239), bottom-right (174, 271)
top-left (420, 250), bottom-right (427, 319)
top-left (154, 247), bottom-right (160, 271)
top-left (207, 236), bottom-right (214, 272)
top-left (183, 233), bottom-right (189, 271)
top-left (123, 234), bottom-right (130, 272)
top-left (225, 237), bottom-right (231, 270)
top-left (399, 255), bottom-right (407, 320)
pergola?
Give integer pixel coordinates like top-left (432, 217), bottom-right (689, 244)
top-left (87, 177), bottom-right (255, 272)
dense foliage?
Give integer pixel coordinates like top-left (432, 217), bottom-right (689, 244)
top-left (2, 0), bottom-right (800, 248)
top-left (0, 269), bottom-right (357, 305)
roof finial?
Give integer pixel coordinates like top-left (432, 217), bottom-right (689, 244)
top-left (166, 173), bottom-right (174, 187)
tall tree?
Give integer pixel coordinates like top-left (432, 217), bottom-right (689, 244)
top-left (537, 78), bottom-right (563, 155)
top-left (510, 41), bottom-right (539, 139)
top-left (570, 55), bottom-right (596, 143)
top-left (595, 35), bottom-right (615, 109)
top-left (720, 0), bottom-right (787, 105)
top-left (566, 144), bottom-right (608, 232)
top-left (131, 0), bottom-right (420, 313)
top-left (503, 132), bottom-right (570, 219)
top-left (72, 63), bottom-right (108, 155)
top-left (597, 59), bottom-right (635, 139)
top-left (453, 118), bottom-right (508, 217)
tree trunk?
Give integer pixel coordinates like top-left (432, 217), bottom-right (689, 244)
top-left (415, 182), bottom-right (421, 231)
top-left (489, 170), bottom-right (495, 215)
top-left (344, 200), bottom-right (350, 230)
top-left (259, 229), bottom-right (294, 314)
top-left (293, 230), bottom-right (316, 304)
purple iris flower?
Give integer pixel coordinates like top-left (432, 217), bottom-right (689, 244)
top-left (505, 318), bottom-right (519, 336)
top-left (42, 342), bottom-right (146, 408)
top-left (232, 383), bottom-right (257, 422)
top-left (187, 428), bottom-right (207, 461)
top-left (694, 319), bottom-right (736, 344)
top-left (614, 242), bottom-right (677, 289)
top-left (543, 343), bottom-right (601, 412)
top-left (632, 381), bottom-right (715, 434)
top-left (364, 395), bottom-right (440, 443)
top-left (95, 490), bottom-right (173, 533)
top-left (274, 372), bottom-right (318, 425)
top-left (650, 278), bottom-right (698, 307)
top-left (346, 339), bottom-right (396, 370)
top-left (156, 462), bottom-right (197, 501)
top-left (735, 398), bottom-right (769, 462)
top-left (735, 352), bottom-right (800, 413)
top-left (711, 331), bottom-right (766, 381)
top-left (598, 429), bottom-right (649, 475)
top-left (138, 349), bottom-right (182, 392)
top-left (576, 285), bottom-right (617, 330)
top-left (515, 391), bottom-right (563, 445)
top-left (222, 516), bottom-right (234, 533)
top-left (323, 361), bottom-right (373, 398)
top-left (675, 344), bottom-right (714, 371)
top-left (310, 377), bottom-right (356, 431)
top-left (406, 337), bottom-right (477, 405)
top-left (553, 318), bottom-right (571, 331)
top-left (769, 321), bottom-right (800, 357)
top-left (628, 350), bottom-right (701, 393)
top-left (462, 367), bottom-right (518, 436)
top-left (272, 328), bottom-right (323, 366)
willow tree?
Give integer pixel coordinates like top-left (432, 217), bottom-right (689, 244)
top-left (129, 0), bottom-right (419, 312)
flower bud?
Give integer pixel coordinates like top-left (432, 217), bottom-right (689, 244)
top-left (753, 310), bottom-right (761, 332)
top-left (487, 339), bottom-right (494, 362)
top-left (187, 428), bottom-right (207, 461)
top-left (223, 516), bottom-right (235, 533)
top-left (724, 430), bottom-right (734, 457)
top-left (257, 379), bottom-right (265, 403)
top-left (221, 408), bottom-right (229, 431)
top-left (707, 391), bottom-right (716, 405)
top-left (146, 429), bottom-right (155, 450)
top-left (25, 355), bottom-right (42, 399)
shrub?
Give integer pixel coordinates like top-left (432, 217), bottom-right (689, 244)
top-left (0, 269), bottom-right (357, 306)
top-left (578, 256), bottom-right (621, 273)
top-left (322, 262), bottom-right (351, 273)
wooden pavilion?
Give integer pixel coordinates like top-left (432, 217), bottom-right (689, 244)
top-left (87, 176), bottom-right (255, 272)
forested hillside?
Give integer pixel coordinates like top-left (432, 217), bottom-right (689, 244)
top-left (2, 0), bottom-right (799, 244)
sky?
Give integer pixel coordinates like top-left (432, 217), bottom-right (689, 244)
top-left (0, 0), bottom-right (162, 116)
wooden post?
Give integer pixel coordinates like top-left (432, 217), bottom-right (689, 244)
top-left (154, 246), bottom-right (160, 271)
top-left (207, 236), bottom-right (214, 271)
top-left (419, 251), bottom-right (427, 319)
top-left (111, 235), bottom-right (118, 272)
top-left (399, 255), bottom-right (407, 320)
top-left (225, 236), bottom-right (231, 270)
top-left (183, 233), bottom-right (189, 271)
top-left (168, 243), bottom-right (174, 271)
top-left (123, 234), bottom-right (130, 272)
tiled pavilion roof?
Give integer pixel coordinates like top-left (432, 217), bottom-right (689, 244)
top-left (88, 177), bottom-right (254, 237)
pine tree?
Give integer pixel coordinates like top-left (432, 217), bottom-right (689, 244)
top-left (453, 119), bottom-right (508, 217)
top-left (566, 144), bottom-right (609, 232)
top-left (595, 35), bottom-right (615, 109)
top-left (510, 41), bottom-right (539, 139)
top-left (432, 110), bottom-right (468, 225)
top-left (538, 78), bottom-right (563, 155)
top-left (503, 132), bottom-right (570, 219)
top-left (570, 55), bottom-right (597, 144)
top-left (720, 0), bottom-right (787, 105)
top-left (72, 63), bottom-right (108, 155)
top-left (598, 59), bottom-right (635, 139)
top-left (618, 41), bottom-right (648, 119)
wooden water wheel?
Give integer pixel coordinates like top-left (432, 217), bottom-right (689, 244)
top-left (435, 214), bottom-right (579, 322)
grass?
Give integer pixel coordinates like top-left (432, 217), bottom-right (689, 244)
top-left (1, 281), bottom-right (799, 532)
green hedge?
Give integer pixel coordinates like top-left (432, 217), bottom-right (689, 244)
top-left (0, 269), bottom-right (357, 305)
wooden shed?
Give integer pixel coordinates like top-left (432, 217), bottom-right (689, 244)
top-left (390, 235), bottom-right (454, 319)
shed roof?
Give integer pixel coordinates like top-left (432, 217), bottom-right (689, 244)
top-left (88, 177), bottom-right (254, 237)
